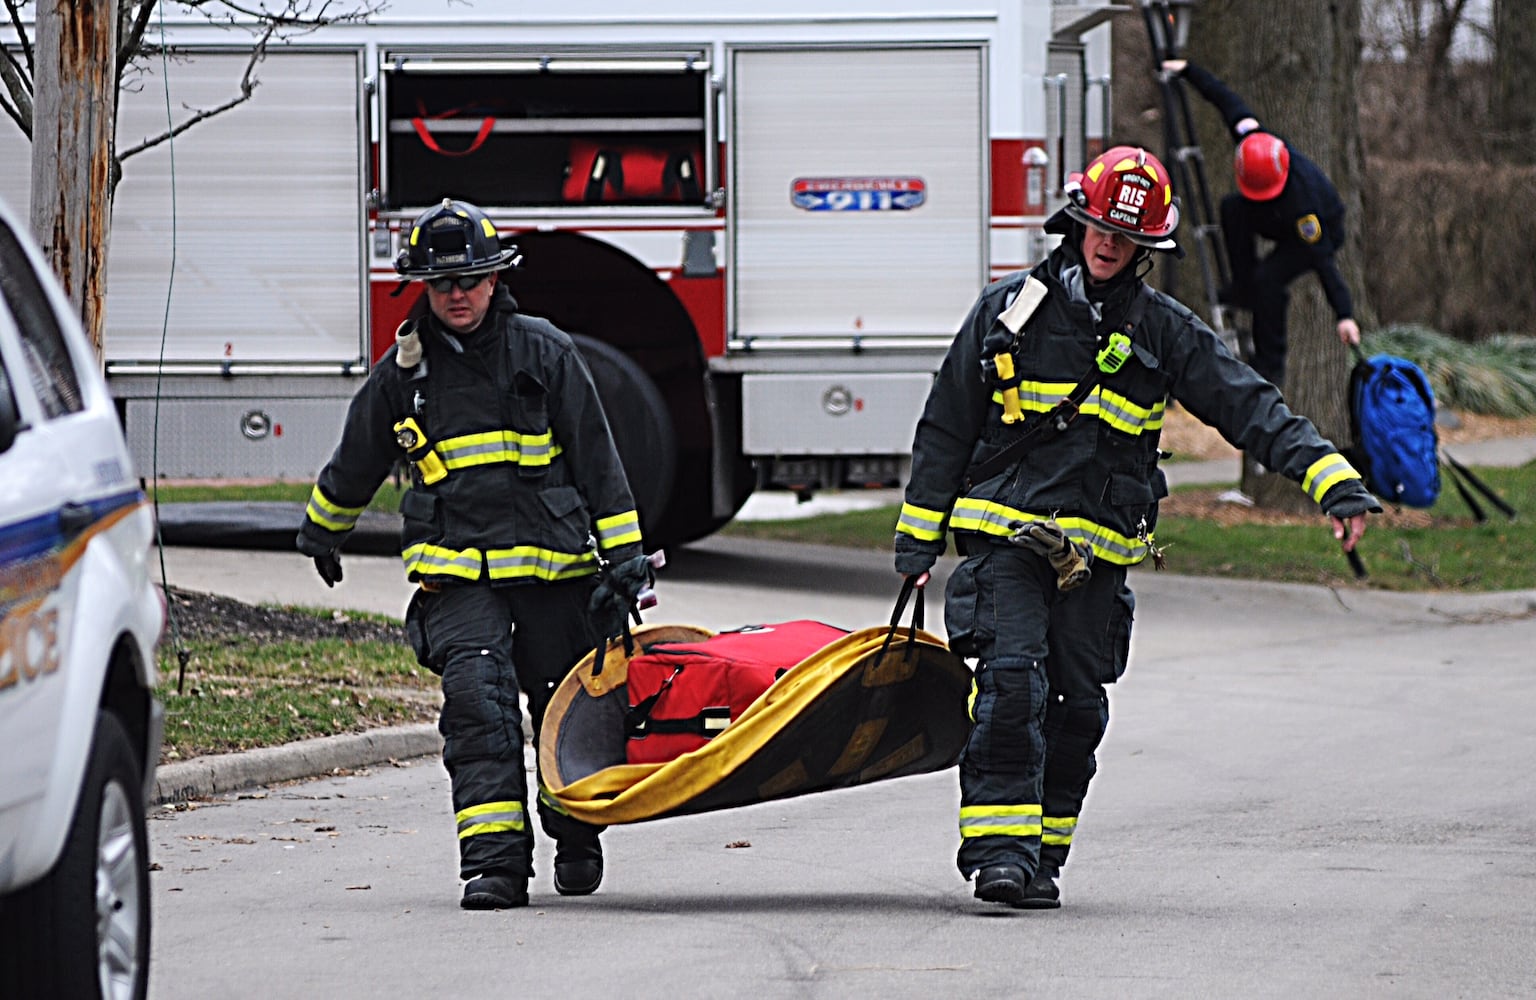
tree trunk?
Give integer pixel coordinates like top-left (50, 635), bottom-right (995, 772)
top-left (1493, 0), bottom-right (1536, 161)
top-left (1186, 0), bottom-right (1365, 514)
top-left (29, 0), bottom-right (117, 369)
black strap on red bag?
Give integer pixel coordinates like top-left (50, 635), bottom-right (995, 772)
top-left (875, 574), bottom-right (927, 667)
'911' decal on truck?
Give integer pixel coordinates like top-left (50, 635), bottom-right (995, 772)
top-left (791, 177), bottom-right (927, 211)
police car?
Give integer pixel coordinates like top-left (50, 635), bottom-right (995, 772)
top-left (0, 196), bottom-right (164, 999)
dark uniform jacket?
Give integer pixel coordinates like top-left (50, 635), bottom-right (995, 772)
top-left (300, 285), bottom-right (643, 586)
top-left (1182, 61), bottom-right (1354, 322)
top-left (895, 246), bottom-right (1371, 567)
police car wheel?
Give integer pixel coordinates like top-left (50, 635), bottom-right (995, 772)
top-left (0, 711), bottom-right (151, 1000)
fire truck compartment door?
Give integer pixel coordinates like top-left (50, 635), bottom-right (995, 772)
top-left (0, 50), bottom-right (368, 368)
top-left (740, 373), bottom-right (932, 455)
top-left (729, 45), bottom-right (984, 344)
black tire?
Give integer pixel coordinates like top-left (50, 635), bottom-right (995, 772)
top-left (0, 711), bottom-right (151, 1000)
top-left (570, 334), bottom-right (678, 541)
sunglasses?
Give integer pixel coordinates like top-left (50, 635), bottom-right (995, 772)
top-left (428, 274), bottom-right (490, 293)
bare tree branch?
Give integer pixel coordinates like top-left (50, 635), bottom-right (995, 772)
top-left (0, 42), bottom-right (31, 137)
top-left (103, 1), bottom-right (382, 163)
top-left (116, 23), bottom-right (271, 161)
top-left (118, 2), bottom-right (163, 86)
top-left (1425, 0), bottom-right (1473, 103)
top-left (3, 0), bottom-right (34, 77)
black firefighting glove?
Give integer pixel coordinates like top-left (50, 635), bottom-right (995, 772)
top-left (1008, 519), bottom-right (1093, 592)
top-left (894, 533), bottom-right (944, 578)
top-left (295, 533), bottom-right (344, 588)
top-left (587, 554), bottom-right (655, 641)
top-left (1321, 481), bottom-right (1384, 520)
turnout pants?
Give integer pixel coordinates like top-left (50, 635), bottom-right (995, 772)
top-left (1221, 193), bottom-right (1322, 388)
top-left (407, 579), bottom-right (604, 880)
top-left (945, 540), bottom-right (1134, 880)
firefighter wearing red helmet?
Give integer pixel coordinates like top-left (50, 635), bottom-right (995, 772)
top-left (894, 144), bottom-right (1380, 910)
top-left (299, 198), bottom-right (652, 910)
top-left (1164, 59), bottom-right (1360, 388)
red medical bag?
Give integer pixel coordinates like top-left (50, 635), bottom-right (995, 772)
top-left (563, 139), bottom-right (704, 203)
top-left (624, 621), bottom-right (849, 764)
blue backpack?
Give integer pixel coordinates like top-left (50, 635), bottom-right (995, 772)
top-left (1347, 353), bottom-right (1440, 508)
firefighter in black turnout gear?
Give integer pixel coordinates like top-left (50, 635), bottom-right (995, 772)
top-left (894, 147), bottom-right (1380, 910)
top-left (1164, 59), bottom-right (1361, 388)
top-left (297, 199), bottom-right (652, 910)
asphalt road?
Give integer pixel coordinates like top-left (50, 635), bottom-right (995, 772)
top-left (145, 538), bottom-right (1536, 1000)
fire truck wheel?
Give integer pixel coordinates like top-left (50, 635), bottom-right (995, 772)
top-left (571, 334), bottom-right (677, 537)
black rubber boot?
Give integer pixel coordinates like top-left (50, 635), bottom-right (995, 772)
top-left (1013, 868), bottom-right (1061, 910)
top-left (461, 873), bottom-right (529, 910)
top-left (972, 864), bottom-right (1028, 905)
top-left (554, 839), bottom-right (604, 896)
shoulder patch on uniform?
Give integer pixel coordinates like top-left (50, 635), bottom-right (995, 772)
top-left (1296, 213), bottom-right (1322, 244)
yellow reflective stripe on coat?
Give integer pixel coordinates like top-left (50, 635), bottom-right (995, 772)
top-left (959, 803), bottom-right (1043, 839)
top-left (950, 499), bottom-right (1149, 566)
top-left (401, 543), bottom-right (484, 580)
top-left (538, 786), bottom-right (573, 818)
top-left (1301, 452), bottom-right (1362, 504)
top-left (1041, 814), bottom-right (1078, 847)
top-left (485, 546), bottom-right (598, 582)
top-left (595, 510), bottom-right (642, 550)
top-left (988, 384), bottom-right (1166, 437)
top-left (456, 800), bottom-right (527, 840)
top-left (896, 502), bottom-right (947, 542)
top-left (436, 429), bottom-right (562, 470)
top-left (305, 485), bottom-right (364, 533)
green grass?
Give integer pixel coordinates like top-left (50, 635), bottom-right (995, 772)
top-left (158, 626), bottom-right (438, 763)
top-left (721, 461), bottom-right (1536, 593)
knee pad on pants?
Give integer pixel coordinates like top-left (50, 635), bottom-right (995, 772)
top-left (1043, 693), bottom-right (1108, 783)
top-left (963, 659), bottom-right (1048, 776)
top-left (440, 646), bottom-right (521, 765)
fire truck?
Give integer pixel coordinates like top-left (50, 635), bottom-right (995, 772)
top-left (0, 1), bottom-right (1121, 546)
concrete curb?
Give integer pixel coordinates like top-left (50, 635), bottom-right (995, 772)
top-left (154, 723), bottom-right (443, 805)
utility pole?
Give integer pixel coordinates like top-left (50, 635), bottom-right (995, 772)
top-left (30, 0), bottom-right (118, 368)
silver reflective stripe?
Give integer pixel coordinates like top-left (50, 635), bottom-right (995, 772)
top-left (1303, 452), bottom-right (1361, 502)
top-left (958, 803), bottom-right (1043, 839)
top-left (402, 544), bottom-right (483, 580)
top-left (485, 547), bottom-right (597, 581)
top-left (897, 502), bottom-right (946, 541)
top-left (456, 800), bottom-right (527, 839)
top-left (949, 501), bottom-right (1149, 566)
top-left (305, 485), bottom-right (363, 533)
top-left (596, 510), bottom-right (642, 549)
top-left (1041, 815), bottom-right (1078, 846)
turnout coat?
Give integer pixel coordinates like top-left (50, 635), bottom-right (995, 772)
top-left (895, 249), bottom-right (1368, 570)
top-left (300, 285), bottom-right (643, 583)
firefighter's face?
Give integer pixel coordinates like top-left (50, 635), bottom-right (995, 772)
top-left (1081, 224), bottom-right (1136, 283)
top-left (426, 273), bottom-right (496, 333)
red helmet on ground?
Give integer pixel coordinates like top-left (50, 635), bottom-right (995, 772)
top-left (1061, 146), bottom-right (1180, 252)
top-left (1234, 132), bottom-right (1290, 201)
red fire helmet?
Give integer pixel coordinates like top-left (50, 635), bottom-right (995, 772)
top-left (1062, 146), bottom-right (1180, 251)
top-left (1234, 131), bottom-right (1290, 201)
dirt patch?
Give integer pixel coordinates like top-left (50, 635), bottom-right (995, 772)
top-left (162, 586), bottom-right (404, 645)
